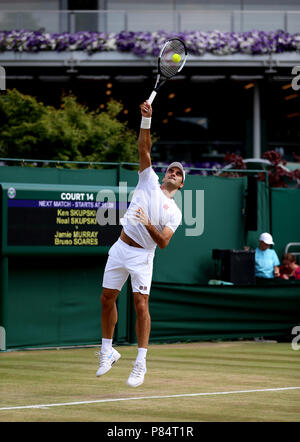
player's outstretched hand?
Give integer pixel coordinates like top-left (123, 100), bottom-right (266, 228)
top-left (140, 101), bottom-right (152, 118)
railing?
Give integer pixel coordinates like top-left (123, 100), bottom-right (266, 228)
top-left (0, 157), bottom-right (269, 182)
top-left (285, 243), bottom-right (300, 256)
top-left (0, 10), bottom-right (299, 34)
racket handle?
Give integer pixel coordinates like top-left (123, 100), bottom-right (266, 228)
top-left (148, 91), bottom-right (157, 105)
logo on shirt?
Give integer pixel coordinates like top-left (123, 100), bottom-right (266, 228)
top-left (163, 204), bottom-right (169, 210)
top-left (139, 285), bottom-right (147, 291)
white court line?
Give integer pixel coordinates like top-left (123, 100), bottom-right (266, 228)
top-left (0, 386), bottom-right (300, 411)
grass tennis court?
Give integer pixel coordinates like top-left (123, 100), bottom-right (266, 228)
top-left (0, 341), bottom-right (299, 422)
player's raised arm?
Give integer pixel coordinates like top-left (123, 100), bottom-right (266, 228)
top-left (138, 101), bottom-right (152, 172)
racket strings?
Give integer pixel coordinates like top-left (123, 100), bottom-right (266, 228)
top-left (159, 40), bottom-right (185, 78)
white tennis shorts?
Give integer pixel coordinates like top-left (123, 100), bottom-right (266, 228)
top-left (102, 238), bottom-right (155, 295)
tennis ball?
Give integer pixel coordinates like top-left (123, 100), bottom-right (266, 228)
top-left (172, 53), bottom-right (181, 63)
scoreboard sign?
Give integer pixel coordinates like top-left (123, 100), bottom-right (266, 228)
top-left (1, 183), bottom-right (130, 255)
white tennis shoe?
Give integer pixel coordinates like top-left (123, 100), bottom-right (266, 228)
top-left (126, 362), bottom-right (147, 387)
top-left (96, 348), bottom-right (121, 377)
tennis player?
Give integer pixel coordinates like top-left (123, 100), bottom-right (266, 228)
top-left (96, 100), bottom-right (185, 387)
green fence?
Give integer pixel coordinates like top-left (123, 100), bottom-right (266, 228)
top-left (149, 282), bottom-right (300, 342)
top-left (1, 163), bottom-right (300, 350)
top-left (271, 188), bottom-right (300, 258)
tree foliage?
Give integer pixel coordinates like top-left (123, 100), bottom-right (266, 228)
top-left (0, 89), bottom-right (139, 167)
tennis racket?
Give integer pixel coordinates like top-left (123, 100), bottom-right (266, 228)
top-left (148, 38), bottom-right (187, 105)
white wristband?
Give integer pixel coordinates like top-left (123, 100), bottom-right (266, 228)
top-left (141, 116), bottom-right (151, 129)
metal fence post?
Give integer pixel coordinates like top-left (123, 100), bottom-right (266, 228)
top-left (0, 257), bottom-right (8, 351)
top-left (0, 326), bottom-right (6, 351)
top-left (231, 11), bottom-right (235, 32)
top-left (177, 11), bottom-right (181, 33)
top-left (284, 11), bottom-right (288, 32)
top-left (124, 11), bottom-right (128, 32)
top-left (0, 66), bottom-right (6, 92)
top-left (70, 11), bottom-right (75, 34)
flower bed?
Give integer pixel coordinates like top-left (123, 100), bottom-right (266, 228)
top-left (0, 30), bottom-right (299, 56)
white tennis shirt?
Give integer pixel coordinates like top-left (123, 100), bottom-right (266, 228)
top-left (120, 167), bottom-right (182, 251)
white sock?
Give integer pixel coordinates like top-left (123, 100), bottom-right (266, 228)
top-left (101, 338), bottom-right (112, 353)
top-left (136, 348), bottom-right (147, 365)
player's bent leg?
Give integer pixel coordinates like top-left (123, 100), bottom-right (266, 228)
top-left (133, 292), bottom-right (151, 349)
top-left (127, 292), bottom-right (150, 387)
top-left (101, 288), bottom-right (120, 339)
top-left (96, 288), bottom-right (121, 377)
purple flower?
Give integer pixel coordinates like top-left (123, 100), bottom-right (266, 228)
top-left (0, 29), bottom-right (299, 56)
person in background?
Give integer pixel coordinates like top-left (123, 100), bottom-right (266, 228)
top-left (279, 253), bottom-right (300, 280)
top-left (255, 232), bottom-right (280, 279)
